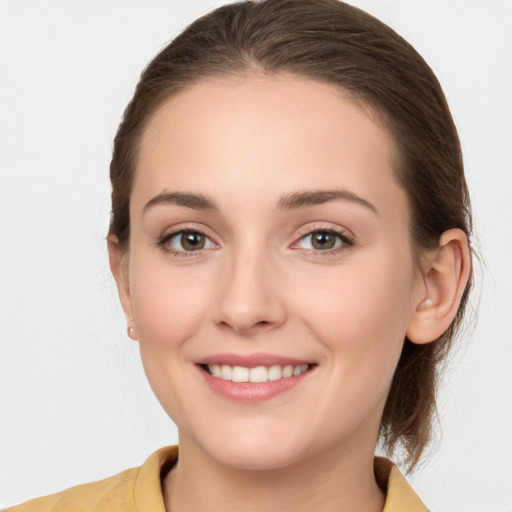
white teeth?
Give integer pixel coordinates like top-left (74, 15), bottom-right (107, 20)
top-left (249, 366), bottom-right (268, 383)
top-left (282, 365), bottom-right (293, 378)
top-left (211, 364), bottom-right (221, 377)
top-left (268, 365), bottom-right (283, 380)
top-left (232, 366), bottom-right (250, 382)
top-left (207, 363), bottom-right (310, 382)
top-left (220, 365), bottom-right (232, 381)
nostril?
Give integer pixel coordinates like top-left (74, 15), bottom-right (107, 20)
top-left (218, 318), bottom-right (274, 333)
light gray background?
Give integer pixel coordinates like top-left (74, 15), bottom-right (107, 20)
top-left (1, 1), bottom-right (511, 510)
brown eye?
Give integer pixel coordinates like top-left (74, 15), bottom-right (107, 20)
top-left (294, 229), bottom-right (352, 253)
top-left (180, 232), bottom-right (206, 251)
top-left (162, 230), bottom-right (216, 254)
top-left (311, 231), bottom-right (336, 250)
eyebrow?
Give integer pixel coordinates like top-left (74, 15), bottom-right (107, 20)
top-left (143, 188), bottom-right (378, 215)
top-left (277, 189), bottom-right (378, 215)
top-left (143, 191), bottom-right (218, 213)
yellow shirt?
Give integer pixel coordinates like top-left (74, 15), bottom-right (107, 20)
top-left (4, 446), bottom-right (428, 511)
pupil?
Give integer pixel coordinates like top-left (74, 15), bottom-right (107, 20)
top-left (312, 232), bottom-right (335, 250)
top-left (182, 232), bottom-right (205, 250)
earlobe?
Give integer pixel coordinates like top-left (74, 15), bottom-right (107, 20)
top-left (108, 235), bottom-right (135, 331)
top-left (406, 228), bottom-right (471, 345)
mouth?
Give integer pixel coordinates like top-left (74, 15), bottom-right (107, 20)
top-left (195, 354), bottom-right (316, 402)
top-left (200, 363), bottom-right (312, 382)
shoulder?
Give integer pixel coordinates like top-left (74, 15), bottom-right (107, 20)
top-left (3, 446), bottom-right (178, 512)
top-left (3, 467), bottom-right (139, 512)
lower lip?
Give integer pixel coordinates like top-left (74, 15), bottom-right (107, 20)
top-left (198, 366), bottom-right (312, 402)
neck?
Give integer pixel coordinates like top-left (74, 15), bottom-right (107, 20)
top-left (163, 437), bottom-right (385, 512)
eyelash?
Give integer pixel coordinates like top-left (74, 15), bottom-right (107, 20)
top-left (156, 226), bottom-right (354, 258)
top-left (292, 226), bottom-right (354, 256)
top-left (156, 228), bottom-right (216, 258)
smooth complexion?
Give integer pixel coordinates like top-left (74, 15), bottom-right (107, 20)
top-left (109, 75), bottom-right (470, 512)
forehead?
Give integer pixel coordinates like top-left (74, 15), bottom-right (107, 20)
top-left (134, 75), bottom-right (405, 221)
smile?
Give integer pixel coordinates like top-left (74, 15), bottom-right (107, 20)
top-left (197, 354), bottom-right (316, 402)
top-left (205, 364), bottom-right (310, 382)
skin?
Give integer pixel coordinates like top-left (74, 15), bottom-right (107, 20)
top-left (109, 74), bottom-right (470, 511)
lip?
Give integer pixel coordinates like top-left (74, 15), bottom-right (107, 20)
top-left (196, 353), bottom-right (315, 403)
top-left (196, 352), bottom-right (313, 368)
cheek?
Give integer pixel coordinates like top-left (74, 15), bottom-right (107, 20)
top-left (128, 254), bottom-right (212, 350)
top-left (126, 255), bottom-right (215, 417)
top-left (296, 254), bottom-right (416, 376)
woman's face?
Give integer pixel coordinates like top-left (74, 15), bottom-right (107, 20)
top-left (118, 75), bottom-right (427, 470)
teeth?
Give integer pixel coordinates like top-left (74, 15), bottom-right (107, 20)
top-left (249, 366), bottom-right (268, 383)
top-left (268, 365), bottom-right (282, 380)
top-left (220, 365), bottom-right (232, 381)
top-left (207, 363), bottom-right (310, 382)
top-left (232, 366), bottom-right (250, 382)
top-left (282, 365), bottom-right (293, 378)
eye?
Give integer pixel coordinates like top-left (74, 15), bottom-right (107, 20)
top-left (159, 230), bottom-right (216, 254)
top-left (295, 229), bottom-right (353, 252)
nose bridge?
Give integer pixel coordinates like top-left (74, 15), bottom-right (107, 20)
top-left (215, 238), bottom-right (285, 333)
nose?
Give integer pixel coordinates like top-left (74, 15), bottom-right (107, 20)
top-left (214, 248), bottom-right (287, 335)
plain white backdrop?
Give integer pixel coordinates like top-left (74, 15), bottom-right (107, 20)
top-left (1, 0), bottom-right (511, 510)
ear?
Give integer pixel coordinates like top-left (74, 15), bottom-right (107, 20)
top-left (406, 228), bottom-right (471, 345)
top-left (108, 235), bottom-right (136, 339)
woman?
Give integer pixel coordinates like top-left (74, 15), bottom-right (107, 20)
top-left (4, 0), bottom-right (474, 510)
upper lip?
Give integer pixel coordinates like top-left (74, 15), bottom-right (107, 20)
top-left (196, 353), bottom-right (314, 368)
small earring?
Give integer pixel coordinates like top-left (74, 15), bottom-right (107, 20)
top-left (419, 298), bottom-right (434, 310)
top-left (127, 326), bottom-right (136, 339)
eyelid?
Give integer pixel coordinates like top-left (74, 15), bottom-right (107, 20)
top-left (290, 223), bottom-right (355, 252)
top-left (154, 222), bottom-right (354, 257)
top-left (155, 223), bottom-right (219, 256)
top-left (294, 221), bottom-right (353, 238)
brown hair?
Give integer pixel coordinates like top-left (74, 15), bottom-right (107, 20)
top-left (109, 0), bottom-right (473, 470)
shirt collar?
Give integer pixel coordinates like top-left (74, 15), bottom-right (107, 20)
top-left (134, 447), bottom-right (428, 512)
top-left (375, 456), bottom-right (429, 511)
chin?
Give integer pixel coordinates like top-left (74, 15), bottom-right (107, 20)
top-left (216, 449), bottom-right (302, 471)
top-left (199, 430), bottom-right (311, 471)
